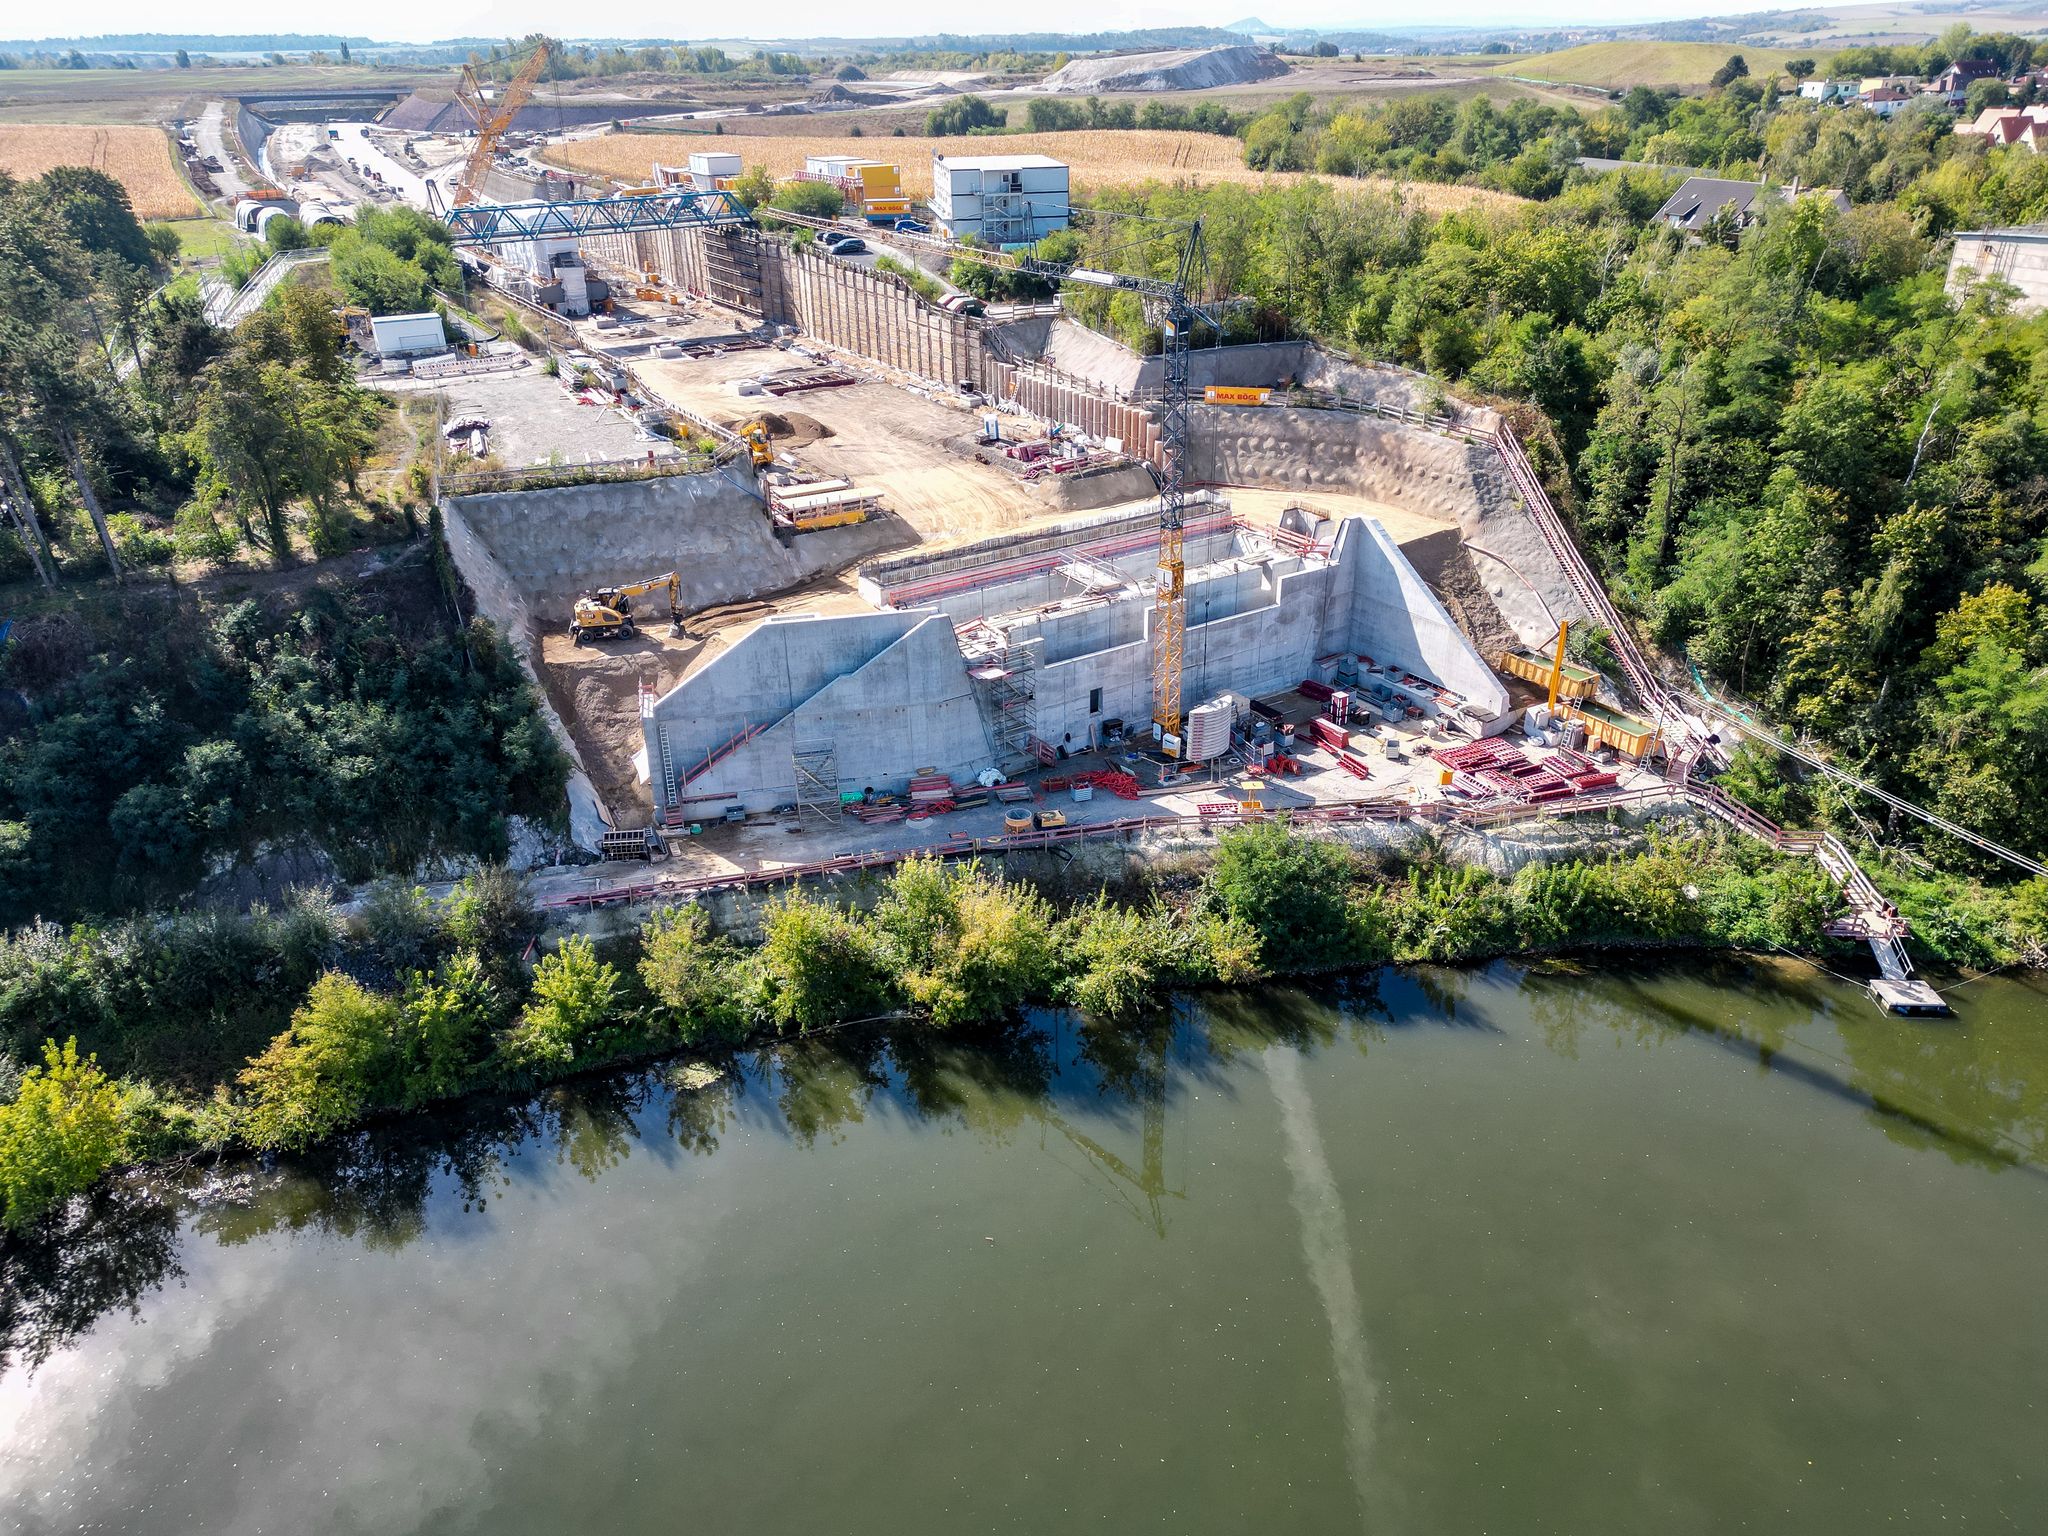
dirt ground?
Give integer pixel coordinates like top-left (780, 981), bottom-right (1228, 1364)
top-left (630, 349), bottom-right (1080, 542)
top-left (535, 568), bottom-right (873, 818)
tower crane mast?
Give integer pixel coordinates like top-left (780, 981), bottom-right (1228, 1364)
top-left (951, 217), bottom-right (1228, 745)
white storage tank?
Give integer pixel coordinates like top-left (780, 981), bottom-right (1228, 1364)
top-left (1185, 699), bottom-right (1234, 763)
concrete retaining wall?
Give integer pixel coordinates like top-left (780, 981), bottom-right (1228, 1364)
top-left (441, 502), bottom-right (612, 851)
top-left (644, 612), bottom-right (997, 812)
top-left (446, 464), bottom-right (904, 612)
top-left (1190, 403), bottom-right (1581, 648)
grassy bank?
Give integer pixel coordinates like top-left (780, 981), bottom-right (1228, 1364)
top-left (12, 819), bottom-right (2039, 1234)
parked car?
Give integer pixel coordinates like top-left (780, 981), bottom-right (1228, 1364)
top-left (825, 236), bottom-right (867, 256)
top-left (893, 218), bottom-right (929, 235)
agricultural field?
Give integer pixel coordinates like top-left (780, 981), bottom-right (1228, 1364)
top-left (0, 123), bottom-right (198, 217)
top-left (1480, 41), bottom-right (1803, 90)
top-left (0, 64), bottom-right (442, 125)
top-left (544, 128), bottom-right (1525, 213)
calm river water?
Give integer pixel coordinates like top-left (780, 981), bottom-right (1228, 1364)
top-left (3, 957), bottom-right (2045, 1533)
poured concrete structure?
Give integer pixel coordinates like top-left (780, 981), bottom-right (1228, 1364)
top-left (642, 498), bottom-right (1508, 814)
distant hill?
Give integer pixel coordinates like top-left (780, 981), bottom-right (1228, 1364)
top-left (1223, 17), bottom-right (1277, 33)
top-left (1484, 40), bottom-right (1802, 89)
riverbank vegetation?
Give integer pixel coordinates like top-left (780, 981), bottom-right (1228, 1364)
top-left (6, 821), bottom-right (2040, 1232)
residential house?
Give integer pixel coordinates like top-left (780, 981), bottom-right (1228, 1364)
top-left (1798, 78), bottom-right (1856, 102)
top-left (1928, 57), bottom-right (2002, 103)
top-left (1859, 74), bottom-right (1917, 94)
top-left (1857, 85), bottom-right (1913, 117)
top-left (1651, 176), bottom-right (1850, 236)
top-left (1953, 104), bottom-right (2048, 149)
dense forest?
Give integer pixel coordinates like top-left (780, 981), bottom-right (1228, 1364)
top-left (0, 167), bottom-right (566, 922)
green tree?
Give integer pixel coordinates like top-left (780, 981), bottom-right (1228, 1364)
top-left (871, 858), bottom-right (1055, 1028)
top-left (237, 973), bottom-right (400, 1151)
top-left (925, 95), bottom-right (1003, 135)
top-left (750, 890), bottom-right (893, 1032)
top-left (1205, 820), bottom-right (1358, 972)
top-left (500, 935), bottom-right (621, 1070)
top-left (638, 906), bottom-right (748, 1042)
top-left (0, 1037), bottom-right (127, 1230)
top-left (397, 951), bottom-right (500, 1104)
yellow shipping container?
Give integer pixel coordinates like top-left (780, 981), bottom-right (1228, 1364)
top-left (1497, 648), bottom-right (1600, 699)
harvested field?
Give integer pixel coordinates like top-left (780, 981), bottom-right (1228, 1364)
top-left (0, 122), bottom-right (198, 217)
top-left (1480, 41), bottom-right (1800, 90)
top-left (543, 130), bottom-right (1525, 213)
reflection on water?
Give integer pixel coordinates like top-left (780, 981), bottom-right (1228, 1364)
top-left (3, 960), bottom-right (2045, 1384)
top-left (4, 958), bottom-right (2048, 1536)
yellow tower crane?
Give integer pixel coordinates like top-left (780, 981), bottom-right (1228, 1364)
top-left (944, 218), bottom-right (1232, 749)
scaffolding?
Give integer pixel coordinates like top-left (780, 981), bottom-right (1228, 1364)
top-left (792, 742), bottom-right (841, 828)
top-left (961, 622), bottom-right (1042, 776)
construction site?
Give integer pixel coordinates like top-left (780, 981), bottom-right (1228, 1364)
top-left (376, 47), bottom-right (1996, 1017)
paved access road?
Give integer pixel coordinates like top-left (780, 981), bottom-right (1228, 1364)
top-left (192, 101), bottom-right (252, 200)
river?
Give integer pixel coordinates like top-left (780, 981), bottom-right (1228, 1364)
top-left (3, 957), bottom-right (2044, 1532)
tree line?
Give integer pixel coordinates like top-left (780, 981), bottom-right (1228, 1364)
top-left (13, 817), bottom-right (2009, 1233)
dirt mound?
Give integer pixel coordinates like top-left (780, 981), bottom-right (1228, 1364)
top-left (1037, 44), bottom-right (1288, 94)
top-left (810, 83), bottom-right (893, 106)
top-left (754, 410), bottom-right (833, 447)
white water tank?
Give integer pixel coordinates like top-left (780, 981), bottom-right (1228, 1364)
top-left (1185, 699), bottom-right (1234, 763)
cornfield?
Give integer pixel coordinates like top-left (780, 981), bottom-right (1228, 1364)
top-left (542, 129), bottom-right (1523, 215)
top-left (0, 123), bottom-right (199, 219)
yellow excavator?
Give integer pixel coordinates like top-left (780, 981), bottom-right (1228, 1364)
top-left (570, 572), bottom-right (683, 644)
top-left (739, 418), bottom-right (774, 470)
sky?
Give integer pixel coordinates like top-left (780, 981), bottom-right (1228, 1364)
top-left (29, 0), bottom-right (1804, 47)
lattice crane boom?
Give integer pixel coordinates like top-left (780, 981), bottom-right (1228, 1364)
top-left (451, 41), bottom-right (549, 208)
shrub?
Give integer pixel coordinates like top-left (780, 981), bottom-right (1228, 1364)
top-left (0, 1038), bottom-right (128, 1230)
top-left (357, 879), bottom-right (438, 972)
top-left (1393, 865), bottom-right (1516, 963)
top-left (750, 890), bottom-right (894, 1033)
top-left (396, 950), bottom-right (500, 1104)
top-left (1058, 896), bottom-right (1174, 1020)
top-left (237, 973), bottom-right (401, 1151)
top-left (107, 512), bottom-right (175, 568)
top-left (768, 180), bottom-right (844, 219)
top-left (872, 858), bottom-right (1055, 1027)
top-left (499, 935), bottom-right (621, 1071)
top-left (1205, 821), bottom-right (1359, 972)
top-left (444, 865), bottom-right (536, 981)
top-left (637, 906), bottom-right (748, 1043)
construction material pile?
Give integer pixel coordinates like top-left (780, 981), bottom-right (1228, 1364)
top-left (1438, 739), bottom-right (1618, 803)
top-left (1037, 44), bottom-right (1288, 94)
